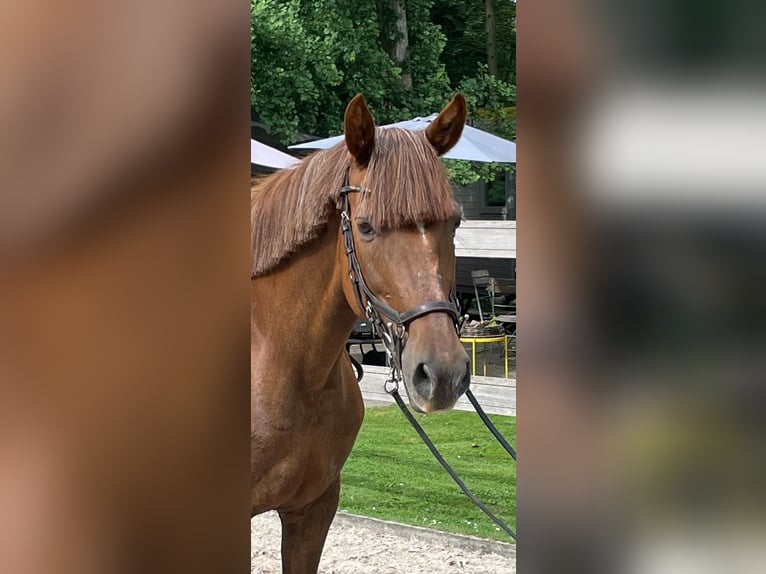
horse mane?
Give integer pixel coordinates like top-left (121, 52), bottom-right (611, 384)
top-left (251, 127), bottom-right (460, 277)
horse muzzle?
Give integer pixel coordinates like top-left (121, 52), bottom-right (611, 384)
top-left (401, 343), bottom-right (470, 413)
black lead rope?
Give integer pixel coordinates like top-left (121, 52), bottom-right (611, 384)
top-left (349, 354), bottom-right (364, 383)
top-left (390, 389), bottom-right (517, 542)
top-left (465, 389), bottom-right (517, 461)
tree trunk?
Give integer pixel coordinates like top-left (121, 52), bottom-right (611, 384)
top-left (486, 0), bottom-right (497, 76)
top-left (378, 0), bottom-right (412, 90)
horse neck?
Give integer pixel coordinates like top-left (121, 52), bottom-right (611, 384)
top-left (252, 214), bottom-right (357, 386)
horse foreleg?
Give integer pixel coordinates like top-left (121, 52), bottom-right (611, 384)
top-left (278, 478), bottom-right (340, 574)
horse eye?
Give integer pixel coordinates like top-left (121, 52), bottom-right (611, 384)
top-left (357, 221), bottom-right (375, 236)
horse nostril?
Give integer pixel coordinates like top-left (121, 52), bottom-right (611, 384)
top-left (412, 362), bottom-right (436, 399)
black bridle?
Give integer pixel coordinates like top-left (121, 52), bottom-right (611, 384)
top-left (339, 171), bottom-right (460, 388)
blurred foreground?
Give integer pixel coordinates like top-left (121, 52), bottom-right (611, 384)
top-left (0, 2), bottom-right (250, 573)
top-left (519, 1), bottom-right (766, 573)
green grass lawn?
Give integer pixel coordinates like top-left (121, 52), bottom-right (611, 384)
top-left (339, 405), bottom-right (516, 542)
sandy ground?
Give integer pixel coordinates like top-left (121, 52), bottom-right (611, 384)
top-left (251, 511), bottom-right (516, 574)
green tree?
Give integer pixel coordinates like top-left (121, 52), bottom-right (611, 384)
top-left (445, 65), bottom-right (516, 186)
top-left (251, 0), bottom-right (516, 185)
top-left (251, 0), bottom-right (341, 141)
top-left (431, 0), bottom-right (516, 85)
top-left (252, 0), bottom-right (452, 144)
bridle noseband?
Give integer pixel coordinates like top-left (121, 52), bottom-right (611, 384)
top-left (339, 170), bottom-right (460, 388)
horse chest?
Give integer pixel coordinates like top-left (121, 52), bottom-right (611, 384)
top-left (251, 372), bottom-right (363, 514)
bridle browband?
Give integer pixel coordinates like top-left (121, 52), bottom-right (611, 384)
top-left (339, 169), bottom-right (460, 386)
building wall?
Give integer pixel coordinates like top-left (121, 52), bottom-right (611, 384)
top-left (453, 172), bottom-right (514, 221)
top-left (455, 182), bottom-right (505, 220)
top-left (455, 257), bottom-right (515, 293)
top-left (454, 182), bottom-right (482, 220)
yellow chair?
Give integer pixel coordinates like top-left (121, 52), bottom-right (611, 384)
top-left (460, 334), bottom-right (509, 378)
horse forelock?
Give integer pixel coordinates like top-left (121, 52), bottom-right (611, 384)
top-left (251, 127), bottom-right (459, 278)
top-left (358, 129), bottom-right (460, 230)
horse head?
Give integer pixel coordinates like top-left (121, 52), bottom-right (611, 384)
top-left (339, 93), bottom-right (471, 413)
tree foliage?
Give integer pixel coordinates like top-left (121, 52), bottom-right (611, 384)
top-left (431, 0), bottom-right (515, 86)
top-left (446, 63), bottom-right (516, 185)
top-left (251, 0), bottom-right (516, 183)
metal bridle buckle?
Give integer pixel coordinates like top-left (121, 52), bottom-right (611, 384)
top-left (384, 372), bottom-right (399, 394)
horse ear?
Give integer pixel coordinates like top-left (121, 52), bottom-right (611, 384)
top-left (425, 93), bottom-right (466, 156)
top-left (344, 94), bottom-right (375, 166)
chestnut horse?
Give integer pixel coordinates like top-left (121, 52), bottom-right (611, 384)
top-left (251, 93), bottom-right (471, 572)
